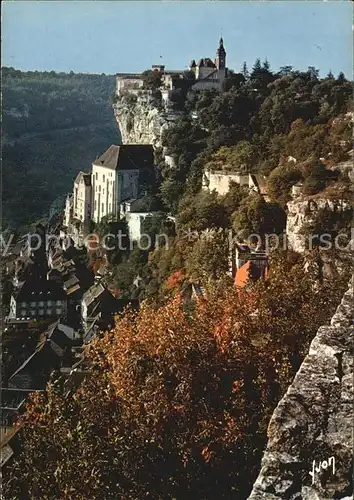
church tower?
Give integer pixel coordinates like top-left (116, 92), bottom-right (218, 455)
top-left (215, 37), bottom-right (227, 88)
top-left (215, 37), bottom-right (226, 72)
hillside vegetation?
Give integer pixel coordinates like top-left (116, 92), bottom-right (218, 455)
top-left (2, 67), bottom-right (121, 231)
top-left (4, 257), bottom-right (350, 498)
top-left (104, 62), bottom-right (353, 300)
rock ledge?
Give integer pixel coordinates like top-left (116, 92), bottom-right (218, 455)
top-left (248, 280), bottom-right (353, 500)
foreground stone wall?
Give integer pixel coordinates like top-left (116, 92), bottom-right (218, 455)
top-left (248, 280), bottom-right (353, 500)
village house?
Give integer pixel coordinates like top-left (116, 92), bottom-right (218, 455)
top-left (64, 193), bottom-right (73, 228)
top-left (120, 196), bottom-right (166, 242)
top-left (8, 278), bottom-right (68, 322)
top-left (81, 282), bottom-right (139, 330)
top-left (7, 324), bottom-right (74, 390)
top-left (73, 171), bottom-right (92, 228)
top-left (234, 244), bottom-right (269, 289)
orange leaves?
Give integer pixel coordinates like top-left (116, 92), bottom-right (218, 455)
top-left (232, 379), bottom-right (243, 393)
top-left (166, 270), bottom-right (185, 290)
top-left (6, 252), bottom-right (350, 499)
top-left (201, 446), bottom-right (215, 464)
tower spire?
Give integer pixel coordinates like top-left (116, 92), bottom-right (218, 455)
top-left (216, 35), bottom-right (226, 70)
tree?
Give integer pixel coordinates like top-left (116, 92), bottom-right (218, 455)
top-left (307, 66), bottom-right (319, 81)
top-left (185, 229), bottom-right (231, 281)
top-left (302, 162), bottom-right (338, 195)
top-left (204, 142), bottom-right (256, 173)
top-left (222, 72), bottom-right (245, 92)
top-left (253, 58), bottom-right (262, 71)
top-left (337, 72), bottom-right (346, 83)
top-left (278, 66), bottom-right (293, 76)
top-left (231, 193), bottom-right (286, 239)
top-left (177, 190), bottom-right (227, 232)
top-left (267, 163), bottom-right (302, 207)
top-left (242, 62), bottom-right (249, 79)
top-left (141, 69), bottom-right (162, 90)
top-left (262, 59), bottom-right (270, 71)
top-left (160, 177), bottom-right (185, 213)
top-left (4, 257), bottom-right (349, 499)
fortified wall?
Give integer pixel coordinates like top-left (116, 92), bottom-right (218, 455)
top-left (248, 280), bottom-right (353, 499)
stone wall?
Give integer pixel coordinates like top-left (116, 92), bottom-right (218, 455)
top-left (203, 170), bottom-right (250, 195)
top-left (248, 280), bottom-right (353, 500)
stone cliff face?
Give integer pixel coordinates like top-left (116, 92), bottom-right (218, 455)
top-left (113, 93), bottom-right (183, 148)
top-left (248, 281), bottom-right (353, 500)
top-left (286, 197), bottom-right (352, 253)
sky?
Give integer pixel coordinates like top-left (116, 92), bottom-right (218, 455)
top-left (2, 1), bottom-right (353, 78)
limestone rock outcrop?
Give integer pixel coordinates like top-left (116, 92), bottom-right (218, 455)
top-left (113, 93), bottom-right (183, 148)
top-left (286, 198), bottom-right (352, 252)
top-left (248, 281), bottom-right (353, 500)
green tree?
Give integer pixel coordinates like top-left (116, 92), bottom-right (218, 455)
top-left (267, 163), bottom-right (302, 207)
top-left (231, 193), bottom-right (286, 239)
top-left (141, 69), bottom-right (162, 90)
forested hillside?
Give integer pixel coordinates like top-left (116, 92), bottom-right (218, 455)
top-left (102, 62), bottom-right (353, 300)
top-left (2, 68), bottom-right (121, 231)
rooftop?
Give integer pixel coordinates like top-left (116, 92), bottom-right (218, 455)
top-left (74, 171), bottom-right (92, 187)
top-left (93, 145), bottom-right (154, 171)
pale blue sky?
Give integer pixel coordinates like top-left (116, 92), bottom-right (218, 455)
top-left (2, 1), bottom-right (353, 77)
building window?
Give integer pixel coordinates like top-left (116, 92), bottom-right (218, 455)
top-left (102, 203), bottom-right (104, 213)
top-left (39, 301), bottom-right (44, 307)
top-left (30, 310), bottom-right (36, 316)
top-left (56, 300), bottom-right (62, 305)
top-left (103, 174), bottom-right (105, 182)
top-left (20, 309), bottom-right (26, 317)
top-left (47, 300), bottom-right (52, 306)
top-left (95, 172), bottom-right (98, 180)
top-left (47, 308), bottom-right (52, 315)
top-left (30, 301), bottom-right (36, 307)
top-left (56, 308), bottom-right (62, 315)
top-left (94, 200), bottom-right (97, 210)
top-left (39, 309), bottom-right (45, 316)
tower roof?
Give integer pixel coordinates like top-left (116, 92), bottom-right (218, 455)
top-left (217, 37), bottom-right (226, 55)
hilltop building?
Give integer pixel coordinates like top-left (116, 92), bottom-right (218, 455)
top-left (116, 38), bottom-right (228, 97)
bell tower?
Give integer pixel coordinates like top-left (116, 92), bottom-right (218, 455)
top-left (215, 37), bottom-right (226, 86)
top-left (215, 37), bottom-right (226, 71)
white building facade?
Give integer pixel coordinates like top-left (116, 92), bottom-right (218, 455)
top-left (73, 172), bottom-right (92, 226)
top-left (91, 145), bottom-right (153, 223)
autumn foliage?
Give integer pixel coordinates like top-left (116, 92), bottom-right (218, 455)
top-left (3, 254), bottom-right (349, 499)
